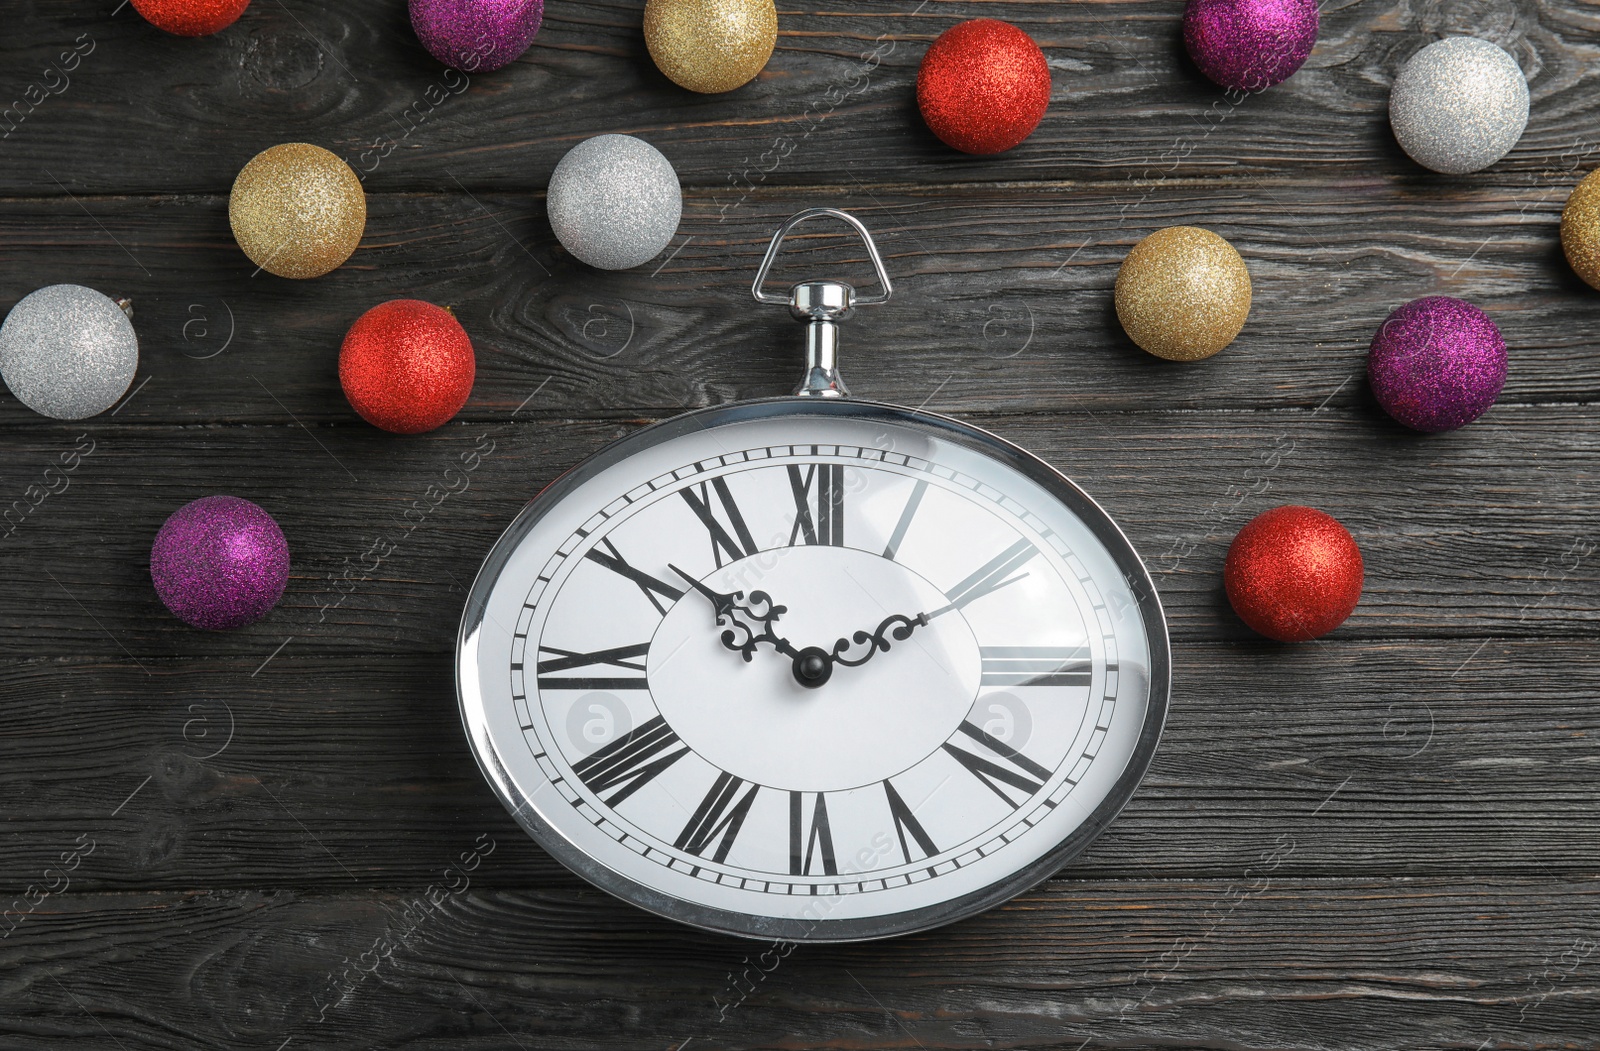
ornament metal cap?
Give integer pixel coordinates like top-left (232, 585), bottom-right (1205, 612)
top-left (752, 208), bottom-right (893, 398)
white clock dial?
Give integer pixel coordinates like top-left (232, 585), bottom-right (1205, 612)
top-left (459, 400), bottom-right (1168, 941)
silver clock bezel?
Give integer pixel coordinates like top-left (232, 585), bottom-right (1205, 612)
top-left (457, 396), bottom-right (1172, 943)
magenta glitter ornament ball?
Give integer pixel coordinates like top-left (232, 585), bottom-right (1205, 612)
top-left (1368, 296), bottom-right (1507, 433)
top-left (409, 0), bottom-right (542, 72)
top-left (151, 496), bottom-right (290, 630)
top-left (1183, 0), bottom-right (1318, 92)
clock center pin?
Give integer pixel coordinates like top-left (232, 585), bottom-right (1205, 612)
top-left (647, 546), bottom-right (983, 793)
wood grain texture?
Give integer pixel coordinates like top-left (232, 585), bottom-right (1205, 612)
top-left (0, 407), bottom-right (1594, 658)
top-left (0, 184), bottom-right (1597, 425)
top-left (0, 640), bottom-right (1595, 891)
top-left (3, 879), bottom-right (1598, 1050)
top-left (3, 0), bottom-right (1599, 1047)
top-left (3, 0), bottom-right (1600, 194)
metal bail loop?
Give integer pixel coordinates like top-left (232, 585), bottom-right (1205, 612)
top-left (752, 208), bottom-right (894, 398)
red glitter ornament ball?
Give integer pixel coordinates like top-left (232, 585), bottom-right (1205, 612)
top-left (340, 300), bottom-right (475, 434)
top-left (917, 19), bottom-right (1051, 155)
top-left (1224, 505), bottom-right (1363, 642)
top-left (130, 0), bottom-right (251, 35)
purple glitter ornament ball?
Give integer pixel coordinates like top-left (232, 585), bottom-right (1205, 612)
top-left (1368, 296), bottom-right (1507, 433)
top-left (1183, 0), bottom-right (1318, 92)
top-left (409, 0), bottom-right (542, 72)
top-left (151, 496), bottom-right (290, 631)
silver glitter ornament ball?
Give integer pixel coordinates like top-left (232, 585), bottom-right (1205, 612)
top-left (1389, 36), bottom-right (1529, 175)
top-left (547, 134), bottom-right (682, 270)
top-left (0, 284), bottom-right (138, 420)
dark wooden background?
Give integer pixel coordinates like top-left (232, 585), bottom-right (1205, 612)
top-left (2, 0), bottom-right (1598, 1047)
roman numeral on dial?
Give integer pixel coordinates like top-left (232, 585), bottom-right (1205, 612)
top-left (681, 478), bottom-right (759, 567)
top-left (881, 479), bottom-right (928, 561)
top-left (942, 720), bottom-right (1052, 808)
top-left (536, 642), bottom-right (651, 691)
top-left (944, 538), bottom-right (1037, 609)
top-left (980, 646), bottom-right (1092, 687)
top-left (572, 715), bottom-right (688, 807)
top-left (787, 463), bottom-right (845, 546)
top-left (883, 780), bottom-right (939, 866)
top-left (789, 791), bottom-right (838, 876)
top-left (585, 537), bottom-right (683, 616)
top-left (675, 771), bottom-right (759, 863)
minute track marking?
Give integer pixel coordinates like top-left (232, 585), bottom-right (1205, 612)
top-left (511, 437), bottom-right (1138, 902)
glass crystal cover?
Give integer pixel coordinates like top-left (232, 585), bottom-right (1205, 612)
top-left (458, 400), bottom-right (1168, 940)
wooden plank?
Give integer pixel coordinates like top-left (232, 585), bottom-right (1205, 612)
top-left (0, 406), bottom-right (1593, 656)
top-left (0, 184), bottom-right (1596, 424)
top-left (1, 640), bottom-right (1595, 890)
top-left (0, 1), bottom-right (1593, 1043)
top-left (3, 0), bottom-right (1599, 194)
top-left (2, 878), bottom-right (1596, 1049)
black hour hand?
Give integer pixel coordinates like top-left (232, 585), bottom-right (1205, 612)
top-left (667, 564), bottom-right (792, 662)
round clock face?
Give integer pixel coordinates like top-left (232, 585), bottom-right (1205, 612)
top-left (459, 399), bottom-right (1169, 941)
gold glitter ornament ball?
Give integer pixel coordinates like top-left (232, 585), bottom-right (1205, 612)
top-left (1561, 169), bottom-right (1600, 291)
top-left (229, 143), bottom-right (367, 279)
top-left (644, 0), bottom-right (777, 94)
top-left (1114, 226), bottom-right (1252, 361)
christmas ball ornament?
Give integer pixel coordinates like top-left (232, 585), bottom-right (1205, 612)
top-left (1114, 226), bottom-right (1251, 361)
top-left (1183, 0), bottom-right (1318, 92)
top-left (547, 134), bottom-right (682, 270)
top-left (0, 285), bottom-right (138, 420)
top-left (1368, 296), bottom-right (1506, 432)
top-left (1560, 169), bottom-right (1600, 291)
top-left (644, 0), bottom-right (776, 94)
top-left (1225, 505), bottom-right (1363, 643)
top-left (917, 19), bottom-right (1051, 155)
top-left (130, 0), bottom-right (250, 35)
top-left (229, 143), bottom-right (366, 279)
top-left (340, 300), bottom-right (475, 434)
top-left (151, 496), bottom-right (290, 631)
top-left (409, 0), bottom-right (542, 72)
top-left (1389, 37), bottom-right (1528, 175)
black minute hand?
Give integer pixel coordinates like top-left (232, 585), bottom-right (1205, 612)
top-left (822, 565), bottom-right (1032, 674)
top-left (828, 612), bottom-right (929, 668)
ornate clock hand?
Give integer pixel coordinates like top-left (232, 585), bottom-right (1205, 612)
top-left (780, 607), bottom-right (934, 687)
top-left (661, 565), bottom-right (898, 690)
top-left (827, 612), bottom-right (930, 669)
top-left (667, 562), bottom-right (743, 619)
top-left (786, 609), bottom-right (931, 690)
top-left (809, 567), bottom-right (1034, 683)
top-left (667, 564), bottom-right (796, 664)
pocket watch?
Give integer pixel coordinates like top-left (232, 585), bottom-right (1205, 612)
top-left (458, 208), bottom-right (1170, 942)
